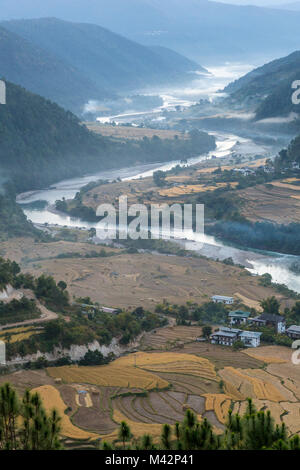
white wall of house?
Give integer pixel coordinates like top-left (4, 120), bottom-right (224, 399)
top-left (241, 336), bottom-right (260, 347)
top-left (277, 322), bottom-right (286, 334)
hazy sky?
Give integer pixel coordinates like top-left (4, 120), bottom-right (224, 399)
top-left (216, 0), bottom-right (293, 5)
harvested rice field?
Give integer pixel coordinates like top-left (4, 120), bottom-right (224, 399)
top-left (32, 385), bottom-right (100, 440)
top-left (238, 181), bottom-right (300, 224)
top-left (0, 326), bottom-right (42, 343)
top-left (140, 325), bottom-right (204, 350)
top-left (47, 359), bottom-right (169, 390)
top-left (158, 182), bottom-right (238, 197)
top-left (2, 344), bottom-right (300, 445)
top-left (47, 352), bottom-right (217, 388)
top-left (45, 345), bottom-right (300, 439)
top-left (243, 345), bottom-right (290, 363)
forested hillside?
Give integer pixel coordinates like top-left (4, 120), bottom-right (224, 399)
top-left (224, 51), bottom-right (300, 120)
top-left (1, 17), bottom-right (201, 112)
top-left (0, 188), bottom-right (37, 240)
top-left (276, 133), bottom-right (300, 166)
top-left (0, 82), bottom-right (107, 192)
top-left (0, 25), bottom-right (109, 111)
top-left (0, 81), bottom-right (215, 193)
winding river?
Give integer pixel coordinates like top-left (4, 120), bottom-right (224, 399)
top-left (17, 130), bottom-right (300, 293)
top-left (16, 63), bottom-right (300, 292)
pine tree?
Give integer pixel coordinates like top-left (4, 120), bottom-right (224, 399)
top-left (0, 383), bottom-right (62, 450)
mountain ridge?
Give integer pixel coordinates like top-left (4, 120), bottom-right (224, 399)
top-left (224, 50), bottom-right (300, 120)
top-left (1, 0), bottom-right (300, 62)
top-left (0, 17), bottom-right (202, 112)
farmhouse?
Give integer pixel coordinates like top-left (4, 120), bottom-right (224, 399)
top-left (210, 327), bottom-right (262, 348)
top-left (211, 295), bottom-right (234, 305)
top-left (228, 310), bottom-right (251, 326)
top-left (233, 167), bottom-right (255, 176)
top-left (239, 331), bottom-right (262, 348)
top-left (74, 302), bottom-right (120, 315)
top-left (99, 306), bottom-right (121, 314)
top-left (210, 327), bottom-right (240, 346)
top-left (250, 313), bottom-right (286, 334)
top-left (286, 325), bottom-right (300, 340)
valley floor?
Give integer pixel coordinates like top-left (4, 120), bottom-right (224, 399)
top-left (0, 237), bottom-right (288, 311)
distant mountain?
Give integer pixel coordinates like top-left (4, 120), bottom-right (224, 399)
top-left (224, 51), bottom-right (300, 120)
top-left (1, 0), bottom-right (300, 62)
top-left (1, 18), bottom-right (202, 111)
top-left (275, 2), bottom-right (300, 10)
top-left (0, 25), bottom-right (107, 111)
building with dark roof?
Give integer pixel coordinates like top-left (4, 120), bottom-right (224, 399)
top-left (210, 327), bottom-right (262, 348)
top-left (250, 313), bottom-right (286, 334)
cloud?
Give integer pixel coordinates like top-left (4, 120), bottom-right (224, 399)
top-left (257, 112), bottom-right (299, 124)
top-left (83, 100), bottom-right (109, 114)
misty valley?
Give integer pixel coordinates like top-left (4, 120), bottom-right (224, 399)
top-left (0, 0), bottom-right (300, 454)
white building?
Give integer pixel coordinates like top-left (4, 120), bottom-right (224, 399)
top-left (239, 331), bottom-right (262, 348)
top-left (211, 295), bottom-right (234, 305)
top-left (210, 327), bottom-right (262, 348)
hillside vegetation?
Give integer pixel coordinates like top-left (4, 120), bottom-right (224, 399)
top-left (0, 81), bottom-right (215, 193)
top-left (1, 18), bottom-right (201, 112)
top-left (225, 51), bottom-right (300, 120)
top-left (0, 25), bottom-right (109, 111)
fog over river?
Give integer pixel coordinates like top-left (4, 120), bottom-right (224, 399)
top-left (17, 64), bottom-right (300, 293)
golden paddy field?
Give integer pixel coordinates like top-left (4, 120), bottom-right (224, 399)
top-left (1, 342), bottom-right (298, 446)
top-left (0, 326), bottom-right (42, 343)
top-left (41, 346), bottom-right (300, 445)
top-left (158, 182), bottom-right (238, 197)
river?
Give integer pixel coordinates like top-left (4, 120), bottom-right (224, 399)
top-left (16, 130), bottom-right (300, 293)
top-left (16, 64), bottom-right (300, 293)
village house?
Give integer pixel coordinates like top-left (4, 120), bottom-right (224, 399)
top-left (210, 327), bottom-right (240, 346)
top-left (210, 327), bottom-right (262, 348)
top-left (99, 306), bottom-right (121, 314)
top-left (228, 310), bottom-right (251, 326)
top-left (286, 325), bottom-right (300, 340)
top-left (233, 167), bottom-right (255, 176)
top-left (74, 302), bottom-right (120, 316)
top-left (239, 330), bottom-right (262, 348)
top-left (250, 313), bottom-right (286, 334)
top-left (211, 295), bottom-right (234, 305)
top-left (292, 161), bottom-right (300, 170)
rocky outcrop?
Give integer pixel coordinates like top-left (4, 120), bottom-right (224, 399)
top-left (7, 334), bottom-right (143, 365)
top-left (0, 285), bottom-right (15, 300)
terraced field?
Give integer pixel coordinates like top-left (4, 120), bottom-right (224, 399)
top-left (158, 182), bottom-right (238, 197)
top-left (32, 385), bottom-right (100, 441)
top-left (140, 325), bottom-right (204, 350)
top-left (45, 347), bottom-right (300, 440)
top-left (2, 344), bottom-right (300, 446)
top-left (0, 326), bottom-right (42, 343)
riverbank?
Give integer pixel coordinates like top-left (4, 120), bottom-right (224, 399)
top-left (15, 128), bottom-right (300, 292)
top-left (0, 236), bottom-right (287, 311)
